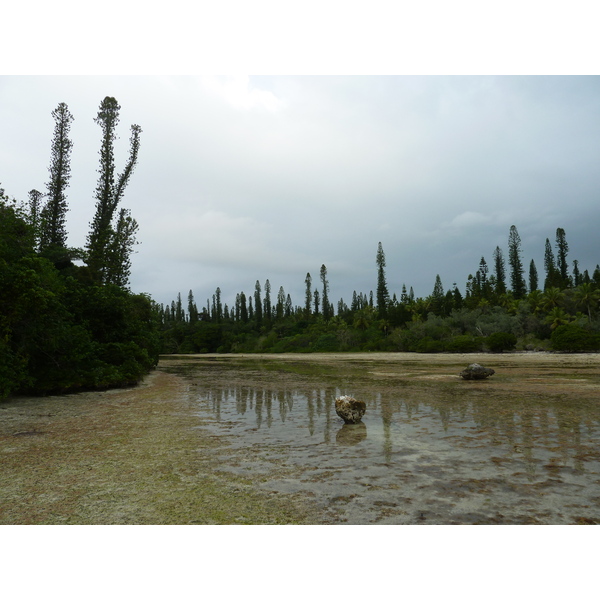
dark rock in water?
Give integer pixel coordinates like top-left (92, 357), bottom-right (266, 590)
top-left (460, 363), bottom-right (495, 380)
top-left (335, 395), bottom-right (366, 424)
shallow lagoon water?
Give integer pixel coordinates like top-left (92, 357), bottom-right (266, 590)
top-left (160, 353), bottom-right (600, 524)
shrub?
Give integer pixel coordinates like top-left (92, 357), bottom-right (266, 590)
top-left (312, 333), bottom-right (340, 352)
top-left (390, 328), bottom-right (420, 352)
top-left (270, 334), bottom-right (312, 353)
top-left (416, 337), bottom-right (445, 353)
top-left (486, 332), bottom-right (517, 352)
top-left (551, 324), bottom-right (600, 352)
top-left (517, 334), bottom-right (551, 352)
top-left (445, 335), bottom-right (482, 353)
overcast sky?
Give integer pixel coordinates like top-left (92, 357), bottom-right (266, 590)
top-left (2, 75), bottom-right (600, 310)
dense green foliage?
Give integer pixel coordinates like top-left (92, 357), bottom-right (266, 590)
top-left (158, 231), bottom-right (600, 355)
top-left (551, 324), bottom-right (600, 352)
top-left (0, 194), bottom-right (160, 399)
top-left (1, 98), bottom-right (158, 400)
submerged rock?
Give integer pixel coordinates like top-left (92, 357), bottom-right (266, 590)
top-left (460, 363), bottom-right (495, 380)
top-left (335, 395), bottom-right (366, 424)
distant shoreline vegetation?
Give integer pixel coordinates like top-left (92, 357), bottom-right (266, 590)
top-left (158, 234), bottom-right (600, 355)
top-left (1, 98), bottom-right (160, 400)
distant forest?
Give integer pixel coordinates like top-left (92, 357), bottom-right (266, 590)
top-left (1, 99), bottom-right (160, 399)
top-left (158, 231), bottom-right (600, 354)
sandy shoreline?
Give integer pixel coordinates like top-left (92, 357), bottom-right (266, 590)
top-left (162, 350), bottom-right (600, 365)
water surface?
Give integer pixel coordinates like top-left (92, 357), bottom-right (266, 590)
top-left (160, 353), bottom-right (600, 524)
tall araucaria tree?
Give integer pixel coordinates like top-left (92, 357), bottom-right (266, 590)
top-left (86, 97), bottom-right (141, 284)
top-left (376, 242), bottom-right (389, 318)
top-left (320, 264), bottom-right (331, 320)
top-left (493, 246), bottom-right (506, 295)
top-left (39, 102), bottom-right (74, 256)
top-left (529, 259), bottom-right (539, 293)
top-left (214, 287), bottom-right (223, 322)
top-left (188, 290), bottom-right (198, 324)
top-left (508, 225), bottom-right (527, 299)
top-left (304, 273), bottom-right (312, 317)
top-left (104, 208), bottom-right (139, 287)
top-left (544, 237), bottom-right (559, 290)
top-left (176, 292), bottom-right (184, 322)
top-left (276, 286), bottom-right (286, 320)
top-left (431, 274), bottom-right (445, 314)
top-left (555, 227), bottom-right (570, 288)
top-left (313, 289), bottom-right (320, 316)
top-left (240, 292), bottom-right (248, 323)
top-left (254, 280), bottom-right (262, 325)
top-left (477, 256), bottom-right (490, 299)
top-left (264, 279), bottom-right (272, 322)
top-left (572, 260), bottom-right (581, 287)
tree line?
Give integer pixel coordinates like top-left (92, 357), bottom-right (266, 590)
top-left (1, 98), bottom-right (160, 399)
top-left (158, 230), bottom-right (600, 354)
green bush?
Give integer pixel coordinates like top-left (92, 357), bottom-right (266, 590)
top-left (312, 333), bottom-right (340, 352)
top-left (551, 324), bottom-right (600, 352)
top-left (486, 332), bottom-right (518, 352)
top-left (256, 331), bottom-right (279, 352)
top-left (390, 328), bottom-right (420, 352)
top-left (270, 334), bottom-right (312, 353)
top-left (445, 335), bottom-right (482, 353)
top-left (191, 323), bottom-right (223, 353)
top-left (416, 337), bottom-right (446, 353)
top-left (517, 334), bottom-right (551, 352)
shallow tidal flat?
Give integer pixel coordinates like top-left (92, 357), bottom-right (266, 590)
top-left (2, 352), bottom-right (600, 524)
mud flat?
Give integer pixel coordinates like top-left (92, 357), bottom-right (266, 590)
top-left (2, 351), bottom-right (599, 524)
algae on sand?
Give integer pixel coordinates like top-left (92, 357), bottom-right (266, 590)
top-left (0, 370), bottom-right (320, 524)
top-left (2, 352), bottom-right (600, 524)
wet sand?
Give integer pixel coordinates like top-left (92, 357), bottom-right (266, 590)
top-left (2, 352), bottom-right (599, 524)
top-left (0, 369), bottom-right (318, 524)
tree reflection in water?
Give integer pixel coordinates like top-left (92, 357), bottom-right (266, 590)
top-left (160, 356), bottom-right (600, 524)
top-left (174, 360), bottom-right (600, 476)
